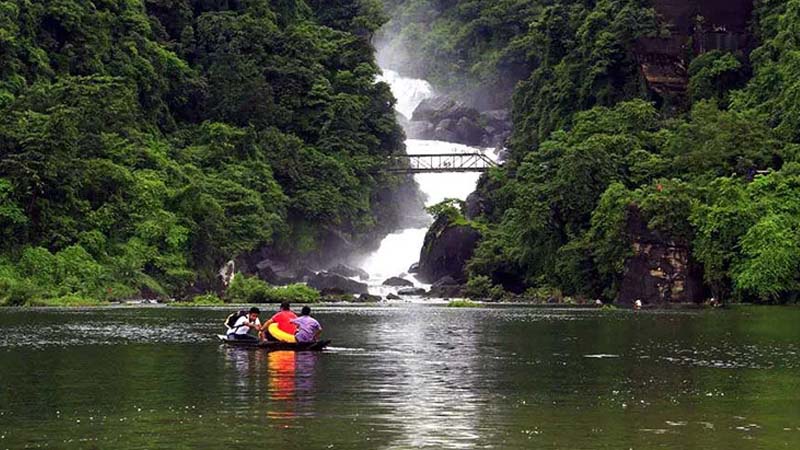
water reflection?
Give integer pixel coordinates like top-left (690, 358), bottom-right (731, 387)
top-left (265, 350), bottom-right (320, 421)
top-left (370, 307), bottom-right (488, 448)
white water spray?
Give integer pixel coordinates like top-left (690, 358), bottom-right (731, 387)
top-left (359, 70), bottom-right (495, 296)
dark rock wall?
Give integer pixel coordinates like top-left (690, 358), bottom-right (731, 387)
top-left (636, 0), bottom-right (754, 95)
top-left (618, 207), bottom-right (706, 305)
top-left (417, 215), bottom-right (482, 283)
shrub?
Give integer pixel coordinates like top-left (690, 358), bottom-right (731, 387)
top-left (226, 275), bottom-right (320, 303)
top-left (446, 299), bottom-right (481, 308)
top-left (464, 275), bottom-right (505, 301)
top-left (170, 293), bottom-right (224, 307)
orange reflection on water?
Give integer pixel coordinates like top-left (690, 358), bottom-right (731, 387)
top-left (268, 351), bottom-right (297, 400)
top-left (265, 351), bottom-right (321, 422)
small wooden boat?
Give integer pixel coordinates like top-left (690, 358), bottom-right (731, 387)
top-left (217, 335), bottom-right (330, 351)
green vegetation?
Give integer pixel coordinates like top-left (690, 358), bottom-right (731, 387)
top-left (446, 299), bottom-right (481, 308)
top-left (0, 0), bottom-right (407, 305)
top-left (225, 275), bottom-right (320, 304)
top-left (384, 0), bottom-right (800, 304)
top-left (171, 292), bottom-right (224, 306)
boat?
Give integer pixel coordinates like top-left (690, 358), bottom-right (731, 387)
top-left (217, 335), bottom-right (330, 351)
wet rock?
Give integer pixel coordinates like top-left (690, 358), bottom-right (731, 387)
top-left (464, 191), bottom-right (487, 220)
top-left (412, 96), bottom-right (479, 124)
top-left (433, 119), bottom-right (458, 142)
top-left (496, 148), bottom-right (511, 163)
top-left (483, 109), bottom-right (510, 125)
top-left (618, 206), bottom-right (705, 305)
top-left (454, 117), bottom-right (485, 146)
top-left (426, 276), bottom-right (463, 298)
top-left (405, 121), bottom-right (434, 139)
top-left (398, 287), bottom-right (427, 296)
top-left (328, 264), bottom-right (369, 281)
top-left (432, 276), bottom-right (458, 287)
top-left (307, 272), bottom-right (369, 295)
top-left (382, 276), bottom-right (414, 287)
top-left (408, 262), bottom-right (420, 274)
top-left (386, 293), bottom-right (402, 300)
top-left (417, 215), bottom-right (482, 283)
top-left (355, 293), bottom-right (382, 303)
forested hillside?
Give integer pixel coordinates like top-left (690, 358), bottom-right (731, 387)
top-left (383, 0), bottom-right (800, 304)
top-left (0, 0), bottom-right (412, 305)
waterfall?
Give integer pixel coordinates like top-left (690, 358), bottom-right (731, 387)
top-left (358, 70), bottom-right (494, 297)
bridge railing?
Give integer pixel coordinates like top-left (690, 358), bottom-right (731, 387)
top-left (385, 152), bottom-right (498, 174)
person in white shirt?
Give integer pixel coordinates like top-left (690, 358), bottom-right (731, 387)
top-left (227, 307), bottom-right (263, 341)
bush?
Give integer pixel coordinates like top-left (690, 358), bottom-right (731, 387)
top-left (446, 299), bottom-right (481, 308)
top-left (192, 293), bottom-right (224, 305)
top-left (226, 275), bottom-right (320, 304)
top-left (464, 275), bottom-right (505, 301)
top-left (170, 293), bottom-right (224, 307)
top-left (32, 295), bottom-right (105, 307)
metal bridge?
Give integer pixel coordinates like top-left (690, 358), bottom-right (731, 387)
top-left (385, 153), bottom-right (498, 174)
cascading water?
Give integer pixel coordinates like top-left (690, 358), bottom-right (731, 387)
top-left (359, 70), bottom-right (495, 297)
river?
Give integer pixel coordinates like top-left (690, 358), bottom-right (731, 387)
top-left (1, 306), bottom-right (799, 449)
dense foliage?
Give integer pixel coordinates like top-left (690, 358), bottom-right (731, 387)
top-left (383, 0), bottom-right (800, 304)
top-left (0, 0), bottom-right (409, 305)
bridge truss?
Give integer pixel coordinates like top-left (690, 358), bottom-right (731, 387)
top-left (385, 153), bottom-right (498, 174)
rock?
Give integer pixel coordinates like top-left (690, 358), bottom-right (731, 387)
top-left (254, 258), bottom-right (312, 285)
top-left (426, 275), bottom-right (463, 298)
top-left (617, 206), bottom-right (705, 305)
top-left (218, 260), bottom-right (236, 288)
top-left (386, 293), bottom-right (402, 300)
top-left (307, 272), bottom-right (369, 295)
top-left (355, 293), bottom-right (382, 303)
top-left (483, 109), bottom-right (510, 126)
top-left (398, 287), bottom-right (427, 296)
top-left (496, 148), bottom-right (511, 163)
top-left (432, 276), bottom-right (459, 287)
top-left (405, 121), bottom-right (435, 139)
top-left (433, 119), bottom-right (458, 142)
top-left (426, 285), bottom-right (463, 299)
top-left (382, 276), bottom-right (414, 287)
top-left (408, 262), bottom-right (420, 273)
top-left (411, 96), bottom-right (479, 124)
top-left (464, 191), bottom-right (486, 220)
top-left (454, 117), bottom-right (485, 146)
top-left (328, 263), bottom-right (369, 281)
top-left (417, 215), bottom-right (482, 283)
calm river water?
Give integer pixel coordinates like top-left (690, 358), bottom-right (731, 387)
top-left (1, 305), bottom-right (799, 449)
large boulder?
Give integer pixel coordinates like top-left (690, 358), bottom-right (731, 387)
top-left (382, 276), bottom-right (414, 287)
top-left (255, 259), bottom-right (313, 285)
top-left (405, 121), bottom-right (435, 140)
top-left (355, 293), bottom-right (382, 303)
top-left (398, 287), bottom-right (427, 296)
top-left (328, 264), bottom-right (369, 281)
top-left (617, 206), bottom-right (706, 306)
top-left (426, 276), bottom-right (464, 298)
top-left (411, 96), bottom-right (479, 124)
top-left (408, 262), bottom-right (420, 274)
top-left (453, 117), bottom-right (486, 146)
top-left (417, 215), bottom-right (482, 283)
top-left (307, 272), bottom-right (369, 295)
top-left (464, 191), bottom-right (488, 220)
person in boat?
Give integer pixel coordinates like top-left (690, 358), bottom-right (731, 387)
top-left (264, 301), bottom-right (298, 343)
top-left (291, 306), bottom-right (322, 343)
top-left (227, 307), bottom-right (263, 341)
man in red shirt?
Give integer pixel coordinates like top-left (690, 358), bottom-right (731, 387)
top-left (265, 302), bottom-right (297, 341)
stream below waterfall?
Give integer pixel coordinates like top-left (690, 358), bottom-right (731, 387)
top-left (357, 70), bottom-right (496, 296)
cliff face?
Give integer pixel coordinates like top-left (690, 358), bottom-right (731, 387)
top-left (618, 207), bottom-right (706, 306)
top-left (636, 0), bottom-right (754, 95)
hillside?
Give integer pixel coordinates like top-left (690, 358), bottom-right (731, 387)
top-left (382, 0), bottom-right (800, 304)
top-left (0, 0), bottom-right (416, 304)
